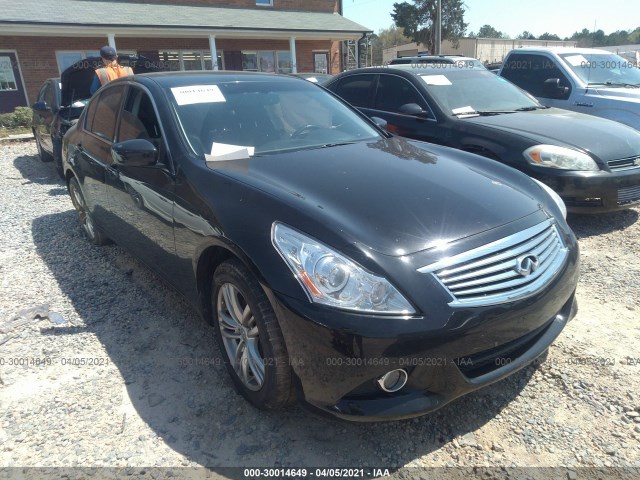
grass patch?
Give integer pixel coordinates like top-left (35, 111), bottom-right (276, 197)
top-left (0, 127), bottom-right (32, 139)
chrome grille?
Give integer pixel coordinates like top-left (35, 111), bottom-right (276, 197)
top-left (418, 219), bottom-right (568, 307)
top-left (618, 185), bottom-right (640, 205)
top-left (608, 156), bottom-right (640, 172)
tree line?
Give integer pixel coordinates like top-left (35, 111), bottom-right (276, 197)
top-left (382, 0), bottom-right (639, 54)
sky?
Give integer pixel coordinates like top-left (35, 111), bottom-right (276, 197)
top-left (342, 0), bottom-right (640, 40)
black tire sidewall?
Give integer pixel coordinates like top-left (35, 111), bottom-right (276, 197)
top-left (212, 260), bottom-right (291, 410)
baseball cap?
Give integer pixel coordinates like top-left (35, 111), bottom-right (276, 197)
top-left (100, 45), bottom-right (117, 60)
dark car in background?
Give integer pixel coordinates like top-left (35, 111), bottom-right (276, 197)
top-left (291, 72), bottom-right (333, 84)
top-left (31, 55), bottom-right (157, 177)
top-left (389, 55), bottom-right (486, 70)
top-left (325, 66), bottom-right (640, 213)
top-left (62, 71), bottom-right (577, 421)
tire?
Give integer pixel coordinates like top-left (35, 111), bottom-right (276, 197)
top-left (34, 130), bottom-right (54, 163)
top-left (212, 259), bottom-right (294, 410)
top-left (68, 177), bottom-right (111, 246)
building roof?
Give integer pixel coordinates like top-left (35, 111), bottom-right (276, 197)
top-left (0, 0), bottom-right (371, 40)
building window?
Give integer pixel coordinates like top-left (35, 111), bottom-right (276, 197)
top-left (158, 50), bottom-right (224, 71)
top-left (277, 51), bottom-right (292, 73)
top-left (242, 51), bottom-right (292, 73)
top-left (56, 50), bottom-right (136, 73)
top-left (256, 0), bottom-right (273, 6)
top-left (0, 56), bottom-right (17, 91)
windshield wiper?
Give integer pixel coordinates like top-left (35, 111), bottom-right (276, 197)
top-left (514, 106), bottom-right (549, 111)
top-left (588, 81), bottom-right (640, 88)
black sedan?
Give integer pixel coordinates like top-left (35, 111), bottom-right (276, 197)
top-left (325, 65), bottom-right (640, 213)
top-left (62, 71), bottom-right (578, 421)
top-left (32, 55), bottom-right (156, 178)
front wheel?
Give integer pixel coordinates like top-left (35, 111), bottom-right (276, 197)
top-left (68, 177), bottom-right (110, 246)
top-left (212, 259), bottom-right (294, 410)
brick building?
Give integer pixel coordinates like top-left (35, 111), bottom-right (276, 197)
top-left (0, 0), bottom-right (370, 113)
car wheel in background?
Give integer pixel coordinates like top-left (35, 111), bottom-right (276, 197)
top-left (212, 259), bottom-right (294, 410)
top-left (68, 177), bottom-right (111, 246)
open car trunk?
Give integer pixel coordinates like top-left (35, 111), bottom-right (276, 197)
top-left (60, 55), bottom-right (159, 107)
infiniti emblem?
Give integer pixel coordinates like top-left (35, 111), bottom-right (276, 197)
top-left (515, 254), bottom-right (540, 277)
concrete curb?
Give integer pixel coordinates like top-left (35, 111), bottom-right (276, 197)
top-left (0, 133), bottom-right (34, 143)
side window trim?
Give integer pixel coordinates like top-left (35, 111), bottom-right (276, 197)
top-left (82, 84), bottom-right (126, 144)
top-left (371, 73), bottom-right (436, 121)
top-left (114, 83), bottom-right (174, 173)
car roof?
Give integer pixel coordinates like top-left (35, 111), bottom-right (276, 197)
top-left (135, 70), bottom-right (316, 89)
top-left (509, 47), bottom-right (611, 55)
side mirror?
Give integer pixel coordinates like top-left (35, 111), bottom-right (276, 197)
top-left (370, 116), bottom-right (388, 130)
top-left (399, 103), bottom-right (427, 116)
top-left (111, 139), bottom-right (157, 167)
top-left (542, 78), bottom-right (570, 99)
top-left (32, 101), bottom-right (51, 112)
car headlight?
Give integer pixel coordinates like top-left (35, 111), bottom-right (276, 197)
top-left (271, 223), bottom-right (415, 315)
top-left (532, 178), bottom-right (567, 219)
top-left (524, 145), bottom-right (599, 171)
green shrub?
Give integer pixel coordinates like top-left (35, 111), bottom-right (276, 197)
top-left (0, 113), bottom-right (12, 128)
top-left (12, 107), bottom-right (32, 127)
top-left (0, 106), bottom-right (33, 128)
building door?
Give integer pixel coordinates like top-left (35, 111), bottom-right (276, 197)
top-left (0, 52), bottom-right (27, 113)
top-left (314, 52), bottom-right (329, 74)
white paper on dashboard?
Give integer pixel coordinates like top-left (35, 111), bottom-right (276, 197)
top-left (171, 85), bottom-right (226, 106)
top-left (205, 142), bottom-right (255, 162)
top-left (451, 106), bottom-right (476, 115)
top-left (421, 75), bottom-right (452, 86)
top-left (565, 54), bottom-right (587, 67)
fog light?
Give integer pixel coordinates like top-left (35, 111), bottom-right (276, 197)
top-left (377, 369), bottom-right (408, 393)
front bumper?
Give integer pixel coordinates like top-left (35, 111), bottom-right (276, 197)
top-left (533, 167), bottom-right (640, 213)
top-left (268, 244), bottom-right (579, 421)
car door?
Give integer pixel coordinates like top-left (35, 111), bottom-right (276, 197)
top-left (72, 84), bottom-right (127, 229)
top-left (33, 81), bottom-right (55, 154)
top-left (501, 53), bottom-right (576, 109)
top-left (367, 73), bottom-right (442, 144)
top-left (104, 85), bottom-right (177, 274)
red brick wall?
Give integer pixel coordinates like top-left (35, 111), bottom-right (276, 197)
top-left (0, 35), bottom-right (341, 103)
top-left (0, 36), bottom-right (108, 105)
top-left (117, 0), bottom-right (340, 12)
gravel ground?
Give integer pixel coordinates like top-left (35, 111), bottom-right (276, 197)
top-left (1, 140), bottom-right (639, 479)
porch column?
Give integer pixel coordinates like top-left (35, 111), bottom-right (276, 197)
top-left (209, 34), bottom-right (219, 70)
top-left (107, 33), bottom-right (116, 49)
top-left (289, 36), bottom-right (297, 73)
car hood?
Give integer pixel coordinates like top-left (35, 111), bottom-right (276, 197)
top-left (210, 137), bottom-right (549, 256)
top-left (465, 108), bottom-right (640, 161)
top-left (60, 55), bottom-right (158, 106)
top-left (587, 86), bottom-right (640, 102)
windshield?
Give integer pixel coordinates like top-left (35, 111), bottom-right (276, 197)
top-left (169, 79), bottom-right (379, 157)
top-left (559, 52), bottom-right (640, 85)
top-left (419, 70), bottom-right (540, 114)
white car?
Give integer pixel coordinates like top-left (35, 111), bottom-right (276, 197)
top-left (500, 47), bottom-right (640, 131)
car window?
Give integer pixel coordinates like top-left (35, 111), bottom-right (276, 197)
top-left (333, 74), bottom-right (374, 108)
top-left (559, 52), bottom-right (640, 85)
top-left (119, 87), bottom-right (161, 142)
top-left (502, 53), bottom-right (571, 97)
top-left (373, 74), bottom-right (431, 116)
top-left (44, 83), bottom-right (56, 109)
top-left (84, 93), bottom-right (100, 132)
top-left (420, 70), bottom-right (540, 114)
top-left (170, 79), bottom-right (380, 157)
top-left (37, 83), bottom-right (48, 103)
top-left (90, 85), bottom-right (126, 141)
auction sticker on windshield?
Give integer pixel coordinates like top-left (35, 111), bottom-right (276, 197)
top-left (421, 75), bottom-right (452, 86)
top-left (171, 85), bottom-right (226, 105)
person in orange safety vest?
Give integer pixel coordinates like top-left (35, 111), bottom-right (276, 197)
top-left (89, 45), bottom-right (133, 94)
